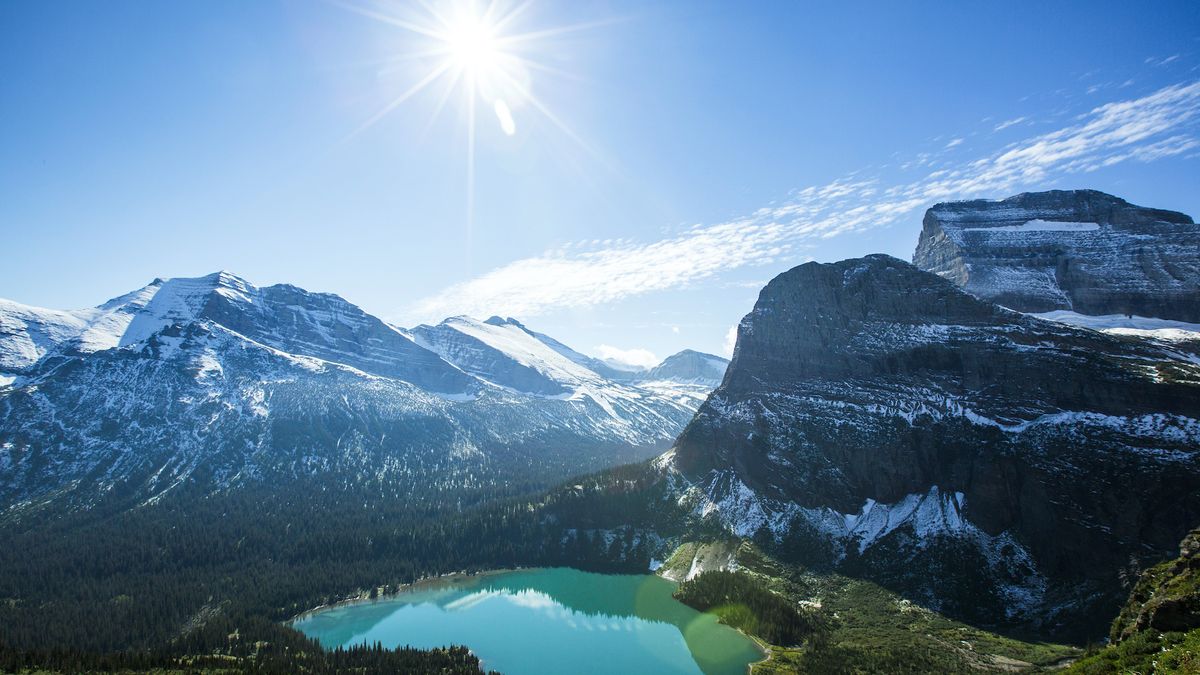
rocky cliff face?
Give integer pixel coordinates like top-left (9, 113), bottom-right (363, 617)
top-left (912, 190), bottom-right (1199, 321)
top-left (668, 255), bottom-right (1200, 639)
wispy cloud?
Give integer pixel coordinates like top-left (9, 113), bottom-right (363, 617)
top-left (1146, 54), bottom-right (1182, 67)
top-left (594, 344), bottom-right (658, 369)
top-left (409, 82), bottom-right (1200, 321)
top-left (410, 218), bottom-right (793, 319)
top-left (722, 324), bottom-right (738, 358)
top-left (993, 116), bottom-right (1028, 131)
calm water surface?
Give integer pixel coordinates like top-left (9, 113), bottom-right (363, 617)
top-left (293, 568), bottom-right (764, 675)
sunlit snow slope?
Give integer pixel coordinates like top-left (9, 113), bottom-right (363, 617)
top-left (0, 273), bottom-right (726, 512)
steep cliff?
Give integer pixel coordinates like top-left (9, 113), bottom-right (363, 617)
top-left (668, 255), bottom-right (1200, 639)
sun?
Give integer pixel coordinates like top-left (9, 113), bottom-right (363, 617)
top-left (443, 14), bottom-right (501, 73)
top-left (337, 0), bottom-right (604, 267)
top-left (339, 0), bottom-right (598, 141)
top-left (434, 9), bottom-right (515, 128)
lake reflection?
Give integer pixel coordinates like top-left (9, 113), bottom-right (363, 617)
top-left (293, 568), bottom-right (763, 675)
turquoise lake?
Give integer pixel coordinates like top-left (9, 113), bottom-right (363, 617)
top-left (292, 568), bottom-right (764, 675)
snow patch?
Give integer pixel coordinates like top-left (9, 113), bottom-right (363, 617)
top-left (964, 219), bottom-right (1100, 233)
top-left (665, 457), bottom-right (1047, 618)
top-left (809, 486), bottom-right (969, 553)
top-left (1031, 310), bottom-right (1200, 342)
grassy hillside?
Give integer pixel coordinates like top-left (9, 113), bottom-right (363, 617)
top-left (1066, 528), bottom-right (1200, 674)
top-left (659, 540), bottom-right (1080, 674)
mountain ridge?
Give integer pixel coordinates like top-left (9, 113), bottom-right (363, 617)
top-left (1, 272), bottom-right (723, 392)
top-left (0, 272), bottom-right (727, 514)
top-left (666, 253), bottom-right (1200, 639)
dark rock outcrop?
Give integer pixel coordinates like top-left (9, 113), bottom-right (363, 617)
top-left (913, 190), bottom-right (1200, 321)
top-left (671, 254), bottom-right (1200, 640)
top-left (1110, 527), bottom-right (1200, 642)
top-left (1063, 527), bottom-right (1200, 673)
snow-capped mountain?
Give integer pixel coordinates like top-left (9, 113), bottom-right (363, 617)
top-left (643, 350), bottom-right (727, 386)
top-left (487, 318), bottom-right (647, 382)
top-left (913, 190), bottom-right (1199, 322)
top-left (410, 315), bottom-right (727, 402)
top-left (662, 255), bottom-right (1200, 639)
top-left (0, 272), bottom-right (470, 392)
top-left (0, 273), bottom-right (720, 513)
top-left (410, 315), bottom-right (612, 397)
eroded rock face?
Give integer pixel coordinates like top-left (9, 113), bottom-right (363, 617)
top-left (913, 190), bottom-right (1199, 321)
top-left (671, 255), bottom-right (1200, 639)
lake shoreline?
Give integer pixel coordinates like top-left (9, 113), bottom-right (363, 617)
top-left (287, 567), bottom-right (523, 625)
top-left (290, 567), bottom-right (768, 675)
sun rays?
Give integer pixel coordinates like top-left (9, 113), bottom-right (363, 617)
top-left (333, 0), bottom-right (604, 270)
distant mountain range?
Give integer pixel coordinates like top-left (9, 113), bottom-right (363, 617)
top-left (0, 272), bottom-right (727, 513)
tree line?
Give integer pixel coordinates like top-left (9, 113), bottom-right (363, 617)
top-left (674, 570), bottom-right (820, 646)
top-left (0, 460), bottom-right (692, 671)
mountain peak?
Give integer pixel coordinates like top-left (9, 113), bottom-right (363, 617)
top-left (672, 253), bottom-right (1200, 638)
top-left (753, 254), bottom-right (993, 323)
top-left (914, 189), bottom-right (1199, 321)
top-left (412, 315), bottom-right (602, 396)
top-left (483, 315), bottom-right (526, 328)
top-left (722, 255), bottom-right (1012, 389)
top-left (202, 269), bottom-right (251, 284)
top-left (147, 270), bottom-right (255, 294)
top-left (1, 273), bottom-right (474, 393)
top-left (644, 349), bottom-right (728, 385)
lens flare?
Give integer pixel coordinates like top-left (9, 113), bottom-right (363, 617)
top-left (494, 99), bottom-right (516, 135)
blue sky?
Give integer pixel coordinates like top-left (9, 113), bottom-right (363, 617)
top-left (2, 1), bottom-right (1199, 365)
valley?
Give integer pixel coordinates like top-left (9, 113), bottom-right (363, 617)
top-left (1, 190), bottom-right (1198, 673)
top-left (6, 3), bottom-right (1200, 671)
